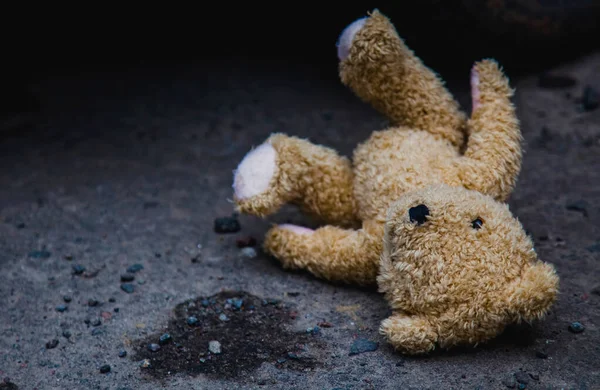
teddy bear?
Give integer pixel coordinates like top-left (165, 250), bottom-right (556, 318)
top-left (230, 10), bottom-right (559, 354)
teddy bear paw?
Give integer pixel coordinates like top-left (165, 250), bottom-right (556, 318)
top-left (337, 17), bottom-right (367, 61)
top-left (233, 142), bottom-right (277, 200)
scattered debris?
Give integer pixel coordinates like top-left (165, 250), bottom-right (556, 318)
top-left (208, 340), bottom-right (221, 354)
top-left (186, 316), bottom-right (199, 326)
top-left (71, 265), bottom-right (86, 275)
top-left (568, 322), bottom-right (585, 333)
top-left (159, 334), bottom-right (172, 345)
top-left (45, 339), bottom-right (59, 349)
top-left (581, 85), bottom-right (599, 111)
top-left (121, 283), bottom-right (135, 294)
top-left (63, 296), bottom-right (72, 303)
top-left (218, 313), bottom-right (229, 322)
top-left (148, 343), bottom-right (161, 352)
top-left (99, 364), bottom-right (111, 374)
top-left (55, 305), bottom-right (68, 312)
top-left (62, 331), bottom-right (71, 339)
top-left (349, 338), bottom-right (378, 356)
top-left (91, 319), bottom-right (101, 327)
top-left (240, 247), bottom-right (257, 258)
top-left (140, 359), bottom-right (151, 368)
top-left (317, 321), bottom-right (333, 328)
top-left (214, 215), bottom-right (241, 233)
top-left (88, 299), bottom-right (99, 307)
top-left (120, 273), bottom-right (135, 282)
top-left (127, 264), bottom-right (144, 273)
top-left (118, 350), bottom-right (127, 358)
top-left (82, 265), bottom-right (105, 279)
top-left (236, 236), bottom-right (257, 248)
top-left (538, 73), bottom-right (577, 89)
top-left (28, 250), bottom-right (51, 259)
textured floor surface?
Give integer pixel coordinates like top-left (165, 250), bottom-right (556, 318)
top-left (0, 53), bottom-right (599, 389)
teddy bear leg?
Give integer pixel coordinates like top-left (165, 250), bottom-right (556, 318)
top-left (338, 10), bottom-right (467, 148)
top-left (380, 313), bottom-right (438, 355)
top-left (263, 223), bottom-right (381, 286)
top-left (233, 133), bottom-right (359, 228)
top-left (456, 60), bottom-right (522, 202)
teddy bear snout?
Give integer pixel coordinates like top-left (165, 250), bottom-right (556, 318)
top-left (408, 204), bottom-right (430, 225)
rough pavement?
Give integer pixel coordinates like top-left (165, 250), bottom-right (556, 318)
top-left (0, 53), bottom-right (599, 389)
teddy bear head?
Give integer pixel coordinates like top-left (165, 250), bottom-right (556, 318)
top-left (377, 184), bottom-right (554, 318)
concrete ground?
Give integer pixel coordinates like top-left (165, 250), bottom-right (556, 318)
top-left (0, 51), bottom-right (599, 390)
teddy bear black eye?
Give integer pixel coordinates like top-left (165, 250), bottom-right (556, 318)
top-left (472, 218), bottom-right (483, 230)
top-left (409, 204), bottom-right (430, 225)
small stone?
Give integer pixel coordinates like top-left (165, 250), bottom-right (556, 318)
top-left (120, 273), bottom-right (135, 282)
top-left (140, 359), bottom-right (151, 368)
top-left (63, 296), bottom-right (72, 303)
top-left (148, 343), bottom-right (161, 352)
top-left (64, 255), bottom-right (73, 261)
top-left (120, 283), bottom-right (135, 294)
top-left (126, 264), bottom-right (144, 273)
top-left (108, 297), bottom-right (116, 303)
top-left (88, 299), bottom-right (99, 307)
top-left (219, 313), bottom-right (229, 322)
top-left (349, 339), bottom-right (378, 355)
top-left (529, 373), bottom-right (540, 381)
top-left (286, 352), bottom-right (300, 360)
top-left (72, 264), bottom-right (86, 275)
top-left (236, 236), bottom-right (257, 248)
top-left (16, 222), bottom-right (26, 229)
top-left (240, 247), bottom-right (257, 258)
top-left (46, 339), bottom-right (59, 349)
top-left (277, 358), bottom-right (287, 364)
top-left (62, 331), bottom-right (71, 339)
top-left (118, 350), bottom-right (127, 358)
top-left (306, 326), bottom-right (321, 335)
top-left (55, 304), bottom-right (68, 312)
top-left (99, 364), bottom-right (111, 374)
top-left (214, 215), bottom-right (241, 234)
top-left (114, 308), bottom-right (120, 313)
top-left (581, 85), bottom-right (599, 111)
top-left (535, 350), bottom-right (548, 359)
top-left (91, 328), bottom-right (103, 336)
top-left (201, 299), bottom-right (210, 307)
top-left (187, 316), bottom-right (199, 326)
top-left (28, 250), bottom-right (51, 258)
top-left (514, 371), bottom-right (529, 385)
top-left (317, 321), bottom-right (333, 328)
top-left (101, 311), bottom-right (112, 320)
top-left (231, 298), bottom-right (244, 310)
top-left (568, 321), bottom-right (585, 333)
top-left (159, 333), bottom-right (172, 345)
top-left (91, 319), bottom-right (101, 327)
top-left (208, 340), bottom-right (221, 354)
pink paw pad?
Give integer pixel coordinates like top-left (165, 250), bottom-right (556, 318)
top-left (279, 224), bottom-right (314, 235)
top-left (233, 143), bottom-right (277, 200)
top-left (337, 17), bottom-right (367, 61)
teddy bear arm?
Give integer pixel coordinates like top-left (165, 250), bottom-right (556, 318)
top-left (338, 10), bottom-right (467, 147)
top-left (233, 133), bottom-right (359, 228)
top-left (262, 223), bottom-right (381, 286)
top-left (379, 313), bottom-right (438, 355)
top-left (456, 60), bottom-right (523, 201)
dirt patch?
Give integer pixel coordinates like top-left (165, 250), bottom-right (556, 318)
top-left (132, 291), bottom-right (325, 381)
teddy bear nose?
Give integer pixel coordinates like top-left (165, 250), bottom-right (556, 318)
top-left (409, 204), bottom-right (430, 225)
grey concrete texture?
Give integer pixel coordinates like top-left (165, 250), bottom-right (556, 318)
top-left (0, 53), bottom-right (599, 389)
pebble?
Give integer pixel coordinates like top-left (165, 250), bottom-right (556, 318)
top-left (108, 297), bottom-right (116, 303)
top-left (201, 299), bottom-right (210, 307)
top-left (46, 339), bottom-right (59, 349)
top-left (535, 350), bottom-right (548, 359)
top-left (62, 330), bottom-right (71, 339)
top-left (159, 333), bottom-right (172, 345)
top-left (72, 265), bottom-right (86, 275)
top-left (120, 283), bottom-right (135, 294)
top-left (118, 350), bottom-right (127, 358)
top-left (55, 305), bottom-right (68, 312)
top-left (28, 250), bottom-right (51, 259)
top-left (99, 364), bottom-right (111, 374)
top-left (568, 321), bottom-right (585, 333)
top-left (140, 359), bottom-right (151, 368)
top-left (120, 273), bottom-right (135, 282)
top-left (349, 339), bottom-right (378, 355)
top-left (91, 328), bottom-right (103, 336)
top-left (101, 311), bottom-right (112, 320)
top-left (219, 313), bottom-right (229, 322)
top-left (231, 298), bottom-right (244, 310)
top-left (63, 296), bottom-right (72, 303)
top-left (240, 247), bottom-right (257, 258)
top-left (236, 236), bottom-right (257, 248)
top-left (126, 264), bottom-right (144, 273)
top-left (317, 321), bottom-right (333, 328)
top-left (214, 215), bottom-right (241, 233)
top-left (208, 340), bottom-right (221, 354)
top-left (88, 299), bottom-right (99, 307)
top-left (148, 343), bottom-right (161, 352)
top-left (91, 319), bottom-right (102, 327)
top-left (582, 85), bottom-right (599, 111)
top-left (306, 326), bottom-right (321, 335)
top-left (186, 316), bottom-right (199, 326)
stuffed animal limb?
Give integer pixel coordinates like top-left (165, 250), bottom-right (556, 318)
top-left (233, 133), bottom-right (359, 228)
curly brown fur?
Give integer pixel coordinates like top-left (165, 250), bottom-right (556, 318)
top-left (231, 10), bottom-right (559, 355)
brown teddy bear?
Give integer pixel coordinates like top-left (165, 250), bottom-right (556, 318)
top-left (231, 10), bottom-right (559, 354)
